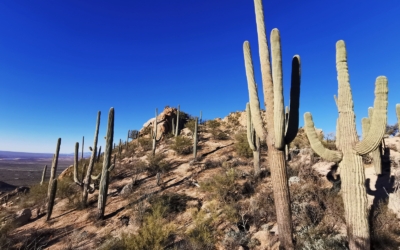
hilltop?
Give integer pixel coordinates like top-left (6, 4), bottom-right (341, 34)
top-left (0, 107), bottom-right (399, 250)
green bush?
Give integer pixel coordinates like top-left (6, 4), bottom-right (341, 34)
top-left (234, 132), bottom-right (253, 158)
top-left (171, 135), bottom-right (192, 155)
top-left (138, 137), bottom-right (152, 151)
top-left (206, 120), bottom-right (220, 130)
top-left (211, 129), bottom-right (229, 140)
top-left (184, 119), bottom-right (197, 134)
top-left (120, 202), bottom-right (176, 250)
top-left (200, 168), bottom-right (239, 203)
top-left (146, 153), bottom-right (169, 175)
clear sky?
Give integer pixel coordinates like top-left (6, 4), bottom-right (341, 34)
top-left (1, 0), bottom-right (400, 153)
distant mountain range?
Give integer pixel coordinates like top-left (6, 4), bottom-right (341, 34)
top-left (0, 150), bottom-right (92, 159)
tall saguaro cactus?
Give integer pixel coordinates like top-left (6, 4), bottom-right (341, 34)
top-left (47, 138), bottom-right (61, 221)
top-left (396, 104), bottom-right (400, 128)
top-left (304, 41), bottom-right (388, 250)
top-left (82, 111), bottom-right (101, 206)
top-left (246, 103), bottom-right (261, 175)
top-left (243, 1), bottom-right (301, 248)
top-left (175, 105), bottom-right (180, 136)
top-left (98, 107), bottom-right (115, 219)
top-left (40, 165), bottom-right (47, 185)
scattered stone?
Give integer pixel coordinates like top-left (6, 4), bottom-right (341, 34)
top-left (288, 176), bottom-right (300, 186)
top-left (14, 208), bottom-right (32, 226)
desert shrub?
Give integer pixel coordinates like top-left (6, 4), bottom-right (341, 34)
top-left (386, 123), bottom-right (399, 136)
top-left (370, 201), bottom-right (400, 249)
top-left (211, 129), bottom-right (229, 140)
top-left (227, 112), bottom-right (241, 126)
top-left (200, 168), bottom-right (239, 203)
top-left (291, 128), bottom-right (311, 149)
top-left (171, 135), bottom-right (192, 155)
top-left (57, 180), bottom-right (83, 209)
top-left (234, 132), bottom-right (253, 158)
top-left (148, 193), bottom-right (190, 216)
top-left (120, 202), bottom-right (176, 250)
top-left (138, 137), bottom-right (152, 151)
top-left (203, 159), bottom-right (223, 170)
top-left (248, 189), bottom-right (276, 229)
top-left (206, 120), bottom-right (220, 130)
top-left (185, 208), bottom-right (216, 250)
top-left (184, 119), bottom-right (197, 134)
top-left (146, 153), bottom-right (170, 175)
top-left (17, 182), bottom-right (48, 209)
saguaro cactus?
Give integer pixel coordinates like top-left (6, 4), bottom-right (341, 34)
top-left (81, 136), bottom-right (84, 160)
top-left (246, 103), bottom-right (261, 175)
top-left (175, 105), bottom-right (180, 136)
top-left (47, 138), bottom-right (61, 221)
top-left (396, 104), bottom-right (400, 127)
top-left (152, 108), bottom-right (158, 156)
top-left (97, 146), bottom-right (102, 163)
top-left (243, 1), bottom-right (301, 247)
top-left (304, 41), bottom-right (388, 250)
top-left (82, 111), bottom-right (101, 206)
top-left (362, 107), bottom-right (383, 175)
top-left (40, 165), bottom-right (47, 185)
top-left (193, 117), bottom-right (198, 160)
top-left (98, 107), bottom-right (115, 219)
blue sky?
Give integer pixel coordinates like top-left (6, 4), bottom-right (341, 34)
top-left (1, 0), bottom-right (399, 153)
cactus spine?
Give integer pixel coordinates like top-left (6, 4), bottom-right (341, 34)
top-left (82, 111), bottom-right (101, 206)
top-left (193, 117), bottom-right (198, 160)
top-left (98, 107), bottom-right (115, 219)
top-left (47, 138), bottom-right (61, 221)
top-left (40, 165), bottom-right (47, 185)
top-left (304, 41), bottom-right (388, 250)
top-left (246, 103), bottom-right (261, 175)
top-left (243, 1), bottom-right (301, 247)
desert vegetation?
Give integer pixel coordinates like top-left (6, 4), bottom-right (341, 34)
top-left (1, 0), bottom-right (400, 249)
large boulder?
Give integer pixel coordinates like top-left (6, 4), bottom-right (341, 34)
top-left (141, 106), bottom-right (179, 139)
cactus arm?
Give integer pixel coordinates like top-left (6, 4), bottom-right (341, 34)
top-left (243, 41), bottom-right (267, 141)
top-left (246, 103), bottom-right (256, 151)
top-left (82, 111), bottom-right (101, 206)
top-left (271, 29), bottom-right (285, 149)
top-left (73, 142), bottom-right (82, 186)
top-left (40, 165), bottom-right (47, 185)
top-left (396, 104), bottom-right (400, 125)
top-left (304, 112), bottom-right (343, 162)
top-left (284, 55), bottom-right (301, 144)
top-left (368, 107), bottom-right (374, 119)
top-left (361, 118), bottom-right (371, 139)
top-left (98, 107), bottom-right (114, 219)
top-left (354, 76), bottom-right (388, 155)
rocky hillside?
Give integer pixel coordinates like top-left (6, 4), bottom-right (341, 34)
top-left (0, 108), bottom-right (399, 250)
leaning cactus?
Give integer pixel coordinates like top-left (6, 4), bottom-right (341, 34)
top-left (98, 107), bottom-right (115, 219)
top-left (246, 103), bottom-right (261, 175)
top-left (81, 136), bottom-right (84, 160)
top-left (304, 41), bottom-right (388, 250)
top-left (243, 1), bottom-right (301, 247)
top-left (47, 138), bottom-right (61, 221)
top-left (82, 111), bottom-right (101, 206)
top-left (193, 117), bottom-right (198, 160)
top-left (362, 107), bottom-right (383, 175)
top-left (40, 165), bottom-right (47, 185)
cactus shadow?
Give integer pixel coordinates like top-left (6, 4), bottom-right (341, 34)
top-left (366, 147), bottom-right (395, 208)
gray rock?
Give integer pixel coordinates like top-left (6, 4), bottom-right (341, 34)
top-left (288, 176), bottom-right (300, 186)
top-left (14, 208), bottom-right (31, 226)
top-left (120, 183), bottom-right (135, 196)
